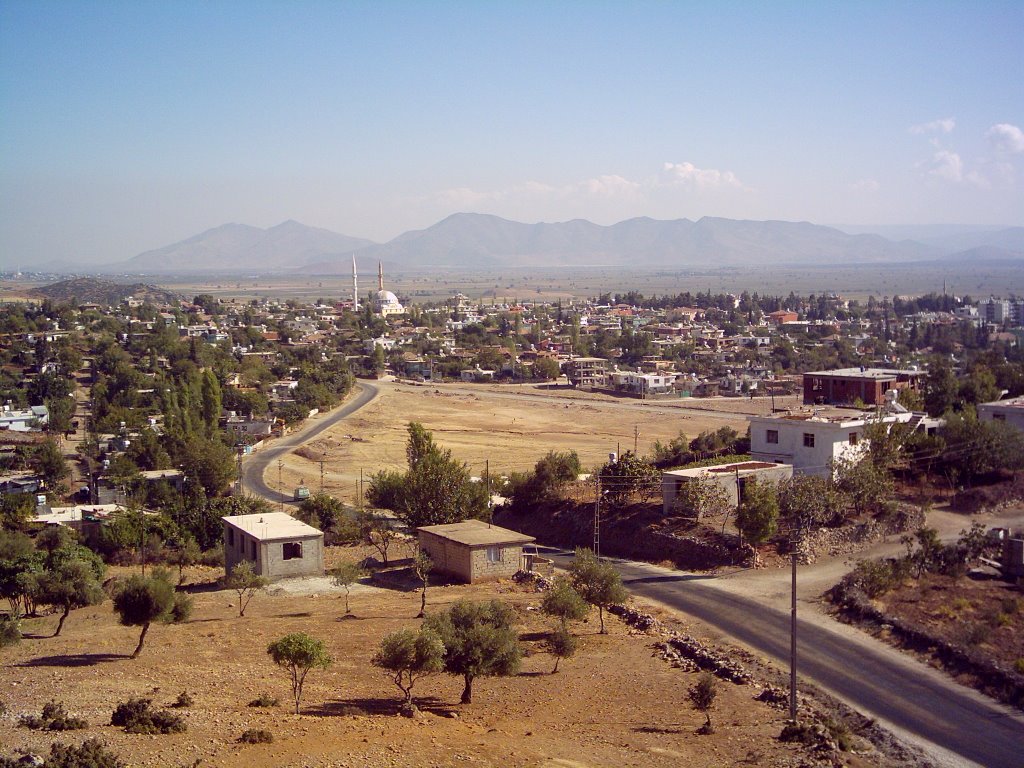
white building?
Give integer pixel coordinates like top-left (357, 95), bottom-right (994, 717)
top-left (0, 405), bottom-right (49, 432)
top-left (748, 410), bottom-right (918, 477)
top-left (978, 396), bottom-right (1024, 433)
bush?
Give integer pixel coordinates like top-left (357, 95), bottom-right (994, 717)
top-left (248, 693), bottom-right (279, 708)
top-left (1015, 658), bottom-right (1024, 675)
top-left (0, 615), bottom-right (21, 648)
top-left (110, 697), bottom-right (186, 734)
top-left (824, 717), bottom-right (855, 752)
top-left (19, 700), bottom-right (88, 731)
top-left (171, 691), bottom-right (193, 708)
top-left (42, 738), bottom-right (124, 768)
top-left (200, 548), bottom-right (224, 568)
top-left (965, 623), bottom-right (990, 647)
top-left (779, 721), bottom-right (819, 745)
top-left (238, 728), bottom-right (274, 744)
top-left (169, 593), bottom-right (193, 623)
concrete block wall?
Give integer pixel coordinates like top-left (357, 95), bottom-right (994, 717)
top-left (259, 535), bottom-right (324, 581)
top-left (468, 544), bottom-right (523, 582)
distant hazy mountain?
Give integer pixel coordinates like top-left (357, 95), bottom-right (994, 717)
top-left (940, 245), bottom-right (1024, 263)
top-left (918, 227), bottom-right (1024, 255)
top-left (116, 220), bottom-right (376, 273)
top-left (302, 213), bottom-right (937, 273)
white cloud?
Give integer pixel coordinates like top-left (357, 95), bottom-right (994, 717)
top-left (927, 150), bottom-right (963, 182)
top-left (909, 117), bottom-right (955, 135)
top-left (987, 123), bottom-right (1024, 154)
top-left (851, 178), bottom-right (880, 192)
top-left (661, 161), bottom-right (746, 189)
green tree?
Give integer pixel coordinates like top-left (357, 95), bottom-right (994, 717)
top-left (777, 475), bottom-right (847, 529)
top-left (181, 436), bottom-right (236, 497)
top-left (200, 369), bottom-right (222, 436)
top-left (671, 475), bottom-right (731, 523)
top-left (540, 575), bottom-right (589, 629)
top-left (532, 357), bottom-right (561, 381)
top-left (224, 560), bottom-right (268, 617)
top-left (923, 357), bottom-right (960, 416)
top-left (330, 561), bottom-right (365, 615)
top-left (111, 573), bottom-right (180, 658)
top-left (546, 624), bottom-right (577, 673)
top-left (372, 627), bottom-right (446, 710)
top-left (598, 451), bottom-right (660, 507)
top-left (832, 454), bottom-right (894, 517)
top-left (266, 633), bottom-right (332, 714)
top-left (36, 558), bottom-right (106, 637)
top-left (424, 599), bottom-right (521, 704)
top-left (29, 440), bottom-right (69, 492)
top-left (735, 480), bottom-right (779, 560)
top-left (412, 550), bottom-right (433, 618)
top-left (688, 672), bottom-right (718, 734)
top-left (166, 536), bottom-right (201, 586)
top-left (357, 510), bottom-right (399, 565)
top-left (567, 548), bottom-right (627, 634)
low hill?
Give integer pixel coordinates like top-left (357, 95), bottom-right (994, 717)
top-left (31, 277), bottom-right (181, 306)
top-left (119, 220), bottom-right (376, 273)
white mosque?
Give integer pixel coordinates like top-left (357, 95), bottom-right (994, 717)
top-left (353, 256), bottom-right (404, 317)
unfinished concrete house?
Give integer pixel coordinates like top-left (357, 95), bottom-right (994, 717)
top-left (662, 461), bottom-right (793, 516)
top-left (417, 519), bottom-right (536, 583)
top-left (222, 512), bottom-right (324, 581)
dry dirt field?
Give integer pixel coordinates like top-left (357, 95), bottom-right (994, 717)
top-left (2, 550), bottom-right (891, 768)
top-left (275, 382), bottom-right (792, 504)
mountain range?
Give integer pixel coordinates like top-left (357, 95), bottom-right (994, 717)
top-left (99, 214), bottom-right (1024, 275)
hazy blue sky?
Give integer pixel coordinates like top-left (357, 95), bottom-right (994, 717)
top-left (1, 1), bottom-right (1022, 266)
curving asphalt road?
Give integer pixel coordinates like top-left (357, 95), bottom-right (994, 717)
top-left (240, 381), bottom-right (379, 502)
top-left (546, 550), bottom-right (1024, 768)
top-left (241, 380), bottom-right (1023, 767)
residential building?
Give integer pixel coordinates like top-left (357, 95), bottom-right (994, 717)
top-left (978, 396), bottom-right (1024, 433)
top-left (566, 357), bottom-right (608, 388)
top-left (417, 520), bottom-right (536, 583)
top-left (0, 404), bottom-right (48, 432)
top-left (802, 367), bottom-right (923, 406)
top-left (223, 512), bottom-right (324, 581)
top-left (662, 461), bottom-right (793, 515)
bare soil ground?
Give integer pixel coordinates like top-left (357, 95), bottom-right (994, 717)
top-left (277, 382), bottom-right (786, 504)
top-left (873, 574), bottom-right (1024, 677)
top-left (2, 551), bottom-right (892, 768)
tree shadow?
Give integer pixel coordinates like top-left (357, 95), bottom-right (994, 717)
top-left (274, 612), bottom-right (313, 618)
top-left (179, 580), bottom-right (224, 595)
top-left (517, 671), bottom-right (550, 678)
top-left (519, 631), bottom-right (552, 642)
top-left (308, 695), bottom-right (454, 718)
top-left (634, 725), bottom-right (684, 734)
top-left (622, 574), bottom-right (716, 585)
top-left (17, 653), bottom-right (129, 668)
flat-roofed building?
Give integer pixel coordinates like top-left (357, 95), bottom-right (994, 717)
top-left (223, 512), bottom-right (324, 581)
top-left (566, 357), bottom-right (608, 388)
top-left (417, 519), bottom-right (535, 583)
top-left (802, 368), bottom-right (923, 406)
top-left (978, 396), bottom-right (1024, 433)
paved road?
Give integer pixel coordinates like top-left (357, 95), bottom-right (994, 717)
top-left (546, 550), bottom-right (1024, 768)
top-left (240, 382), bottom-right (379, 502)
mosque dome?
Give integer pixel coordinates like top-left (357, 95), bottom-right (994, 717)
top-left (376, 290), bottom-right (399, 304)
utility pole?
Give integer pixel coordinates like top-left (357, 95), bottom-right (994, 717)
top-left (789, 517), bottom-right (805, 723)
top-left (359, 468), bottom-right (364, 509)
top-left (593, 476), bottom-right (601, 559)
top-left (634, 424), bottom-right (639, 454)
top-left (485, 459), bottom-right (491, 527)
top-left (278, 460), bottom-right (284, 512)
top-left (319, 455), bottom-right (325, 494)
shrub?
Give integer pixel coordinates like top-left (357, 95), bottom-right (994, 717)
top-left (688, 671), bottom-right (718, 734)
top-left (238, 728), bottom-right (274, 744)
top-left (200, 548), bottom-right (225, 567)
top-left (0, 615), bottom-right (21, 648)
top-left (965, 623), bottom-right (990, 647)
top-left (43, 738), bottom-right (124, 768)
top-left (779, 721), bottom-right (819, 745)
top-left (19, 700), bottom-right (88, 731)
top-left (1001, 597), bottom-right (1020, 615)
top-left (171, 691), bottom-right (193, 708)
top-left (110, 697), bottom-right (186, 734)
top-left (169, 593), bottom-right (194, 623)
top-left (824, 717), bottom-right (855, 752)
top-left (1015, 658), bottom-right (1024, 674)
top-left (248, 693), bottom-right (279, 708)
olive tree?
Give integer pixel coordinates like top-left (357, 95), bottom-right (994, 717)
top-left (540, 576), bottom-right (588, 629)
top-left (412, 550), bottom-right (432, 618)
top-left (266, 632), bottom-right (332, 714)
top-left (224, 560), bottom-right (268, 617)
top-left (36, 558), bottom-right (105, 637)
top-left (371, 627), bottom-right (445, 711)
top-left (112, 573), bottom-right (185, 658)
top-left (688, 671), bottom-right (718, 734)
top-left (330, 561), bottom-right (365, 616)
top-left (568, 548), bottom-right (627, 634)
top-left (424, 600), bottom-right (521, 704)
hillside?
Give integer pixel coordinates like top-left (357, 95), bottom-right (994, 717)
top-left (31, 277), bottom-right (181, 306)
top-left (119, 220), bottom-right (376, 273)
top-left (302, 213), bottom-right (938, 273)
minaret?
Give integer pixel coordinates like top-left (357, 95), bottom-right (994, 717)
top-left (378, 261), bottom-right (384, 291)
top-left (352, 254), bottom-right (358, 309)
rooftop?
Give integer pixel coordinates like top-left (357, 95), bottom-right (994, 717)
top-left (418, 519), bottom-right (535, 547)
top-left (981, 396), bottom-right (1024, 410)
top-left (804, 367), bottom-right (922, 379)
top-left (223, 512), bottom-right (322, 541)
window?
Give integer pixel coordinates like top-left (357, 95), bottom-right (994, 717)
top-left (486, 546), bottom-right (502, 563)
top-left (250, 540), bottom-right (257, 559)
top-left (283, 542), bottom-right (303, 560)
top-left (802, 433), bottom-right (815, 448)
top-left (227, 528), bottom-right (234, 546)
top-left (766, 429), bottom-right (779, 444)
top-left (849, 432), bottom-right (859, 445)
top-left (993, 413), bottom-right (1006, 421)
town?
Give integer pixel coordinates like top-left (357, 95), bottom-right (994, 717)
top-left (1, 271), bottom-right (1023, 767)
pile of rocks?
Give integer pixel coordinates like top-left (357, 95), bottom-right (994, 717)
top-left (511, 570), bottom-right (553, 592)
top-left (660, 634), bottom-right (755, 684)
top-left (606, 604), bottom-right (662, 632)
